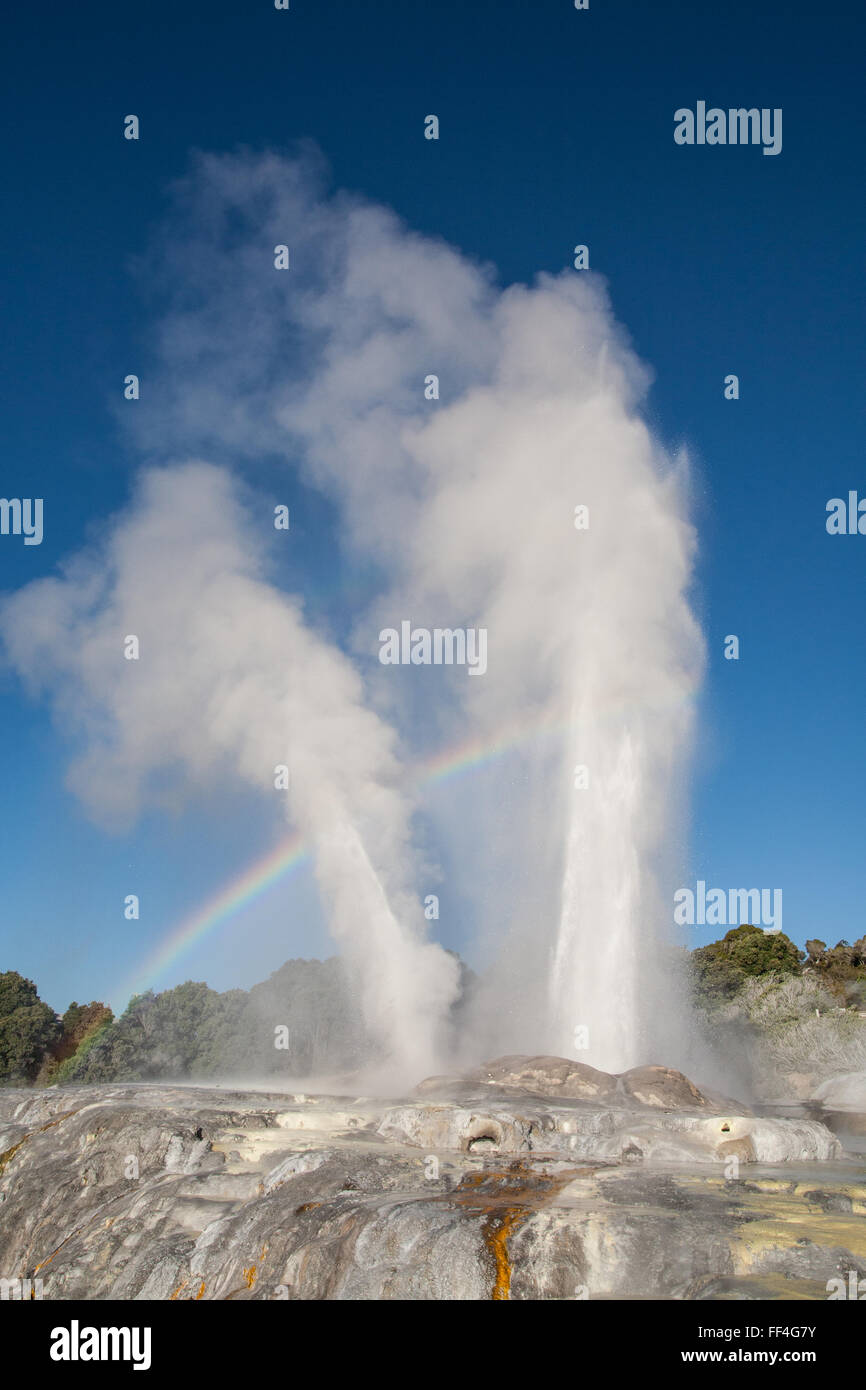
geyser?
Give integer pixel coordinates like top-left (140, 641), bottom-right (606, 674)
top-left (0, 463), bottom-right (460, 1087)
top-left (550, 439), bottom-right (703, 1072)
top-left (0, 147), bottom-right (705, 1080)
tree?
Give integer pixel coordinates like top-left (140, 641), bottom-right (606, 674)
top-left (56, 1001), bottom-right (114, 1061)
top-left (691, 925), bottom-right (803, 1006)
top-left (62, 981), bottom-right (246, 1082)
top-left (0, 971), bottom-right (60, 1084)
top-left (723, 924), bottom-right (803, 977)
top-left (36, 1000), bottom-right (115, 1084)
top-left (803, 935), bottom-right (866, 1007)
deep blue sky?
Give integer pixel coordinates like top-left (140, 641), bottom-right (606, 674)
top-left (1, 0), bottom-right (864, 1013)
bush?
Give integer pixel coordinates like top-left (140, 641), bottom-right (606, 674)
top-left (725, 971), bottom-right (866, 1088)
top-left (691, 925), bottom-right (803, 1007)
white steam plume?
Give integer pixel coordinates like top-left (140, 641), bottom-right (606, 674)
top-left (125, 148), bottom-right (705, 1070)
top-left (6, 146), bottom-right (706, 1075)
top-left (0, 463), bottom-right (459, 1083)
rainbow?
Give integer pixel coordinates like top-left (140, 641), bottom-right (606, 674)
top-left (120, 830), bottom-right (309, 1004)
top-left (119, 688), bottom-right (696, 1004)
top-left (119, 720), bottom-right (554, 1003)
top-left (419, 709), bottom-right (565, 788)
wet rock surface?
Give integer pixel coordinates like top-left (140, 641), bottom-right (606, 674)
top-left (0, 1058), bottom-right (862, 1300)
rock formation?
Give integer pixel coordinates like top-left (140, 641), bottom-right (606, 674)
top-left (0, 1058), bottom-right (863, 1300)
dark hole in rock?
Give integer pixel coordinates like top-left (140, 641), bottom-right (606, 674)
top-left (468, 1135), bottom-right (499, 1153)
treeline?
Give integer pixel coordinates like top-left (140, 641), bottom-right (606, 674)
top-left (0, 953), bottom-right (475, 1087)
top-left (2, 929), bottom-right (865, 1089)
top-left (690, 924), bottom-right (866, 1008)
top-left (688, 925), bottom-right (866, 1092)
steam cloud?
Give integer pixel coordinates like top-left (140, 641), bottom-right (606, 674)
top-left (0, 463), bottom-right (459, 1083)
top-left (1, 147), bottom-right (705, 1078)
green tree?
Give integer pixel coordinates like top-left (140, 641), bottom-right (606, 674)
top-left (804, 935), bottom-right (866, 1007)
top-left (36, 1000), bottom-right (115, 1084)
top-left (691, 925), bottom-right (803, 1005)
top-left (63, 982), bottom-right (244, 1082)
top-left (724, 924), bottom-right (803, 976)
top-left (0, 971), bottom-right (60, 1083)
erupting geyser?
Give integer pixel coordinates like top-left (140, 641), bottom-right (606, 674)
top-left (550, 426), bottom-right (703, 1072)
top-left (0, 149), bottom-right (704, 1081)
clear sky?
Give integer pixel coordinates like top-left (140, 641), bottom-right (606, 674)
top-left (1, 0), bottom-right (864, 1015)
